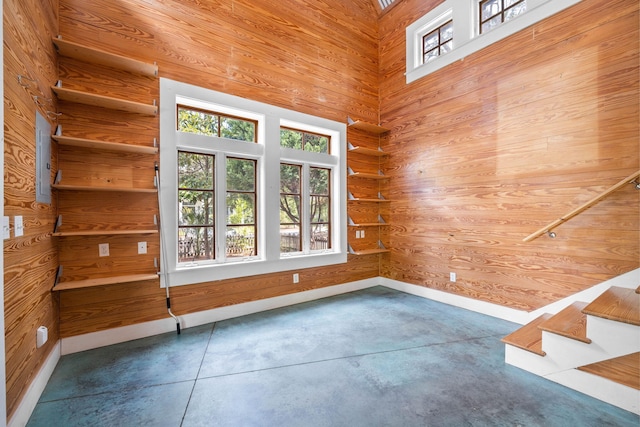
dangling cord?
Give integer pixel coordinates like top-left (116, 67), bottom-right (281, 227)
top-left (156, 164), bottom-right (181, 334)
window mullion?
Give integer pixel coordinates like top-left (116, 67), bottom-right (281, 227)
top-left (216, 153), bottom-right (227, 263)
top-left (301, 163), bottom-right (311, 254)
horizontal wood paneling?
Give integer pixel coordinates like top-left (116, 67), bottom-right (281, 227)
top-left (55, 0), bottom-right (381, 338)
top-left (3, 0), bottom-right (59, 420)
top-left (379, 0), bottom-right (639, 310)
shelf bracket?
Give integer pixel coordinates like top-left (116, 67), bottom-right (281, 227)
top-left (377, 192), bottom-right (386, 200)
top-left (53, 265), bottom-right (63, 289)
top-left (54, 170), bottom-right (62, 184)
top-left (153, 137), bottom-right (157, 148)
top-left (55, 125), bottom-right (62, 136)
top-left (377, 240), bottom-right (386, 249)
top-left (153, 214), bottom-right (158, 226)
top-left (55, 80), bottom-right (62, 88)
top-left (378, 215), bottom-right (386, 224)
top-left (53, 215), bottom-right (62, 233)
top-left (348, 244), bottom-right (356, 255)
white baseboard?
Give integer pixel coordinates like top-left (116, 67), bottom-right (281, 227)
top-left (8, 342), bottom-right (60, 427)
top-left (61, 278), bottom-right (379, 355)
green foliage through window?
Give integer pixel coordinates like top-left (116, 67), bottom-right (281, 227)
top-left (280, 127), bottom-right (329, 153)
top-left (178, 106), bottom-right (256, 142)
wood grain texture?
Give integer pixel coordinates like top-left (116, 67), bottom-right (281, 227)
top-left (538, 302), bottom-right (592, 344)
top-left (379, 0), bottom-right (639, 310)
top-left (578, 352), bottom-right (640, 390)
top-left (3, 0), bottom-right (59, 419)
top-left (583, 286), bottom-right (640, 326)
top-left (501, 313), bottom-right (552, 356)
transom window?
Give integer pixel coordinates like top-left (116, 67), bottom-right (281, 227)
top-left (178, 105), bottom-right (257, 142)
top-left (423, 19), bottom-right (453, 64)
top-left (280, 127), bottom-right (330, 153)
top-left (480, 0), bottom-right (527, 34)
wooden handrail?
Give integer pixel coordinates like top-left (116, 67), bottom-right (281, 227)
top-left (523, 170), bottom-right (640, 242)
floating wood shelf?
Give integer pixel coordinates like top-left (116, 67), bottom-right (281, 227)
top-left (52, 184), bottom-right (157, 193)
top-left (349, 248), bottom-right (390, 255)
top-left (53, 273), bottom-right (159, 291)
top-left (348, 146), bottom-right (388, 157)
top-left (348, 223), bottom-right (391, 227)
top-left (53, 37), bottom-right (158, 77)
top-left (348, 120), bottom-right (390, 134)
top-left (53, 135), bottom-right (158, 154)
top-left (52, 86), bottom-right (158, 115)
top-left (53, 229), bottom-right (158, 237)
top-left (348, 172), bottom-right (388, 180)
top-left (348, 198), bottom-right (391, 202)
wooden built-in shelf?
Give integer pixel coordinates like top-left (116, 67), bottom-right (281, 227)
top-left (52, 184), bottom-right (157, 193)
top-left (53, 135), bottom-right (158, 154)
top-left (348, 198), bottom-right (391, 202)
top-left (348, 223), bottom-right (390, 227)
top-left (52, 86), bottom-right (158, 115)
top-left (53, 229), bottom-right (158, 237)
top-left (348, 172), bottom-right (388, 180)
top-left (53, 273), bottom-right (159, 292)
top-left (349, 248), bottom-right (391, 255)
top-left (348, 145), bottom-right (388, 157)
top-left (347, 120), bottom-right (390, 134)
top-left (53, 37), bottom-right (158, 77)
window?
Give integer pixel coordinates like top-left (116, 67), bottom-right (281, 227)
top-left (423, 20), bottom-right (453, 64)
top-left (480, 0), bottom-right (527, 34)
top-left (406, 0), bottom-right (584, 84)
top-left (160, 78), bottom-right (347, 286)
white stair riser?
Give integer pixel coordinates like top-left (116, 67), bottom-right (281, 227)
top-left (546, 369), bottom-right (640, 415)
top-left (586, 316), bottom-right (640, 353)
top-left (504, 345), bottom-right (559, 376)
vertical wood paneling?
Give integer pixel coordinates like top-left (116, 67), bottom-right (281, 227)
top-left (379, 0), bottom-right (639, 310)
top-left (3, 0), bottom-right (58, 419)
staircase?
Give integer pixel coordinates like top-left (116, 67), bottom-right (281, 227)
top-left (502, 284), bottom-right (640, 415)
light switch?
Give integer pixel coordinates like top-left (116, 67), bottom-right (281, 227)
top-left (3, 216), bottom-right (10, 239)
top-left (14, 216), bottom-right (24, 237)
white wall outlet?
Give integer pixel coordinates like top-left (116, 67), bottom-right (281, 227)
top-left (3, 216), bottom-right (10, 239)
top-left (293, 273), bottom-right (299, 283)
top-left (99, 243), bottom-right (110, 257)
top-left (36, 326), bottom-right (48, 348)
top-left (355, 230), bottom-right (361, 239)
top-left (138, 241), bottom-right (147, 254)
top-left (361, 229), bottom-right (365, 238)
top-left (14, 216), bottom-right (24, 237)
top-left (450, 272), bottom-right (457, 282)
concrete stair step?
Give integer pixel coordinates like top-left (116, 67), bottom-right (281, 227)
top-left (501, 313), bottom-right (552, 356)
top-left (538, 301), bottom-right (591, 344)
top-left (578, 352), bottom-right (640, 390)
top-left (583, 286), bottom-right (639, 326)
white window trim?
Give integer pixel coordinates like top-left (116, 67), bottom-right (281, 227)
top-left (159, 78), bottom-right (347, 287)
top-left (406, 0), bottom-right (584, 84)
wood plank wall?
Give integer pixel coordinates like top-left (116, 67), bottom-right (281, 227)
top-left (55, 0), bottom-right (381, 337)
top-left (378, 0), bottom-right (640, 311)
top-left (3, 0), bottom-right (59, 419)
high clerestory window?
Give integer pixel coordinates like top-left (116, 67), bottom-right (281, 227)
top-left (423, 19), bottom-right (454, 64)
top-left (480, 0), bottom-right (527, 34)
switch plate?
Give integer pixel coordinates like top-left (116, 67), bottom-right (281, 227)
top-left (14, 216), bottom-right (24, 237)
top-left (293, 273), bottom-right (299, 283)
top-left (36, 326), bottom-right (48, 348)
top-left (138, 241), bottom-right (147, 254)
top-left (99, 243), bottom-right (110, 257)
top-left (361, 229), bottom-right (365, 238)
top-left (450, 272), bottom-right (457, 282)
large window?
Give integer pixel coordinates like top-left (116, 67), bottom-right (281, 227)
top-left (160, 78), bottom-right (347, 286)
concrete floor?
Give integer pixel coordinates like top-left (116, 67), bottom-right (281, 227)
top-left (28, 286), bottom-right (639, 426)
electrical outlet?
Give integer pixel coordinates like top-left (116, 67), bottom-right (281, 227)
top-left (450, 272), bottom-right (457, 282)
top-left (361, 229), bottom-right (365, 238)
top-left (99, 243), bottom-right (110, 257)
top-left (138, 241), bottom-right (147, 254)
top-left (3, 216), bottom-right (10, 240)
top-left (293, 273), bottom-right (299, 283)
top-left (14, 216), bottom-right (24, 237)
top-left (355, 230), bottom-right (361, 239)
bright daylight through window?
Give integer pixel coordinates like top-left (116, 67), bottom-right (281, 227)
top-left (160, 78), bottom-right (346, 286)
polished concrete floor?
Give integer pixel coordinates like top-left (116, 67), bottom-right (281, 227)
top-left (28, 286), bottom-right (639, 426)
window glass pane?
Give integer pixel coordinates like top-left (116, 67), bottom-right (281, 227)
top-left (280, 225), bottom-right (301, 252)
top-left (227, 193), bottom-right (255, 224)
top-left (304, 133), bottom-right (329, 153)
top-left (423, 30), bottom-right (439, 51)
top-left (178, 107), bottom-right (218, 136)
top-left (481, 0), bottom-right (501, 21)
top-left (310, 167), bottom-right (329, 195)
top-left (424, 49), bottom-right (439, 63)
top-left (505, 2), bottom-right (526, 21)
top-left (179, 227), bottom-right (214, 262)
top-left (227, 158), bottom-right (255, 192)
top-left (441, 40), bottom-right (453, 54)
top-left (310, 196), bottom-right (329, 223)
top-left (482, 16), bottom-right (502, 33)
top-left (179, 191), bottom-right (214, 226)
top-left (280, 164), bottom-right (301, 194)
top-left (504, 0), bottom-right (521, 8)
top-left (440, 22), bottom-right (453, 42)
top-left (226, 225), bottom-right (255, 257)
top-left (280, 163), bottom-right (301, 253)
top-left (179, 152), bottom-right (213, 189)
top-left (280, 128), bottom-right (303, 149)
top-left (220, 116), bottom-right (256, 142)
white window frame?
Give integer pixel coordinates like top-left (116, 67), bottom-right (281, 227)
top-left (160, 78), bottom-right (347, 287)
top-left (406, 0), bottom-right (584, 84)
